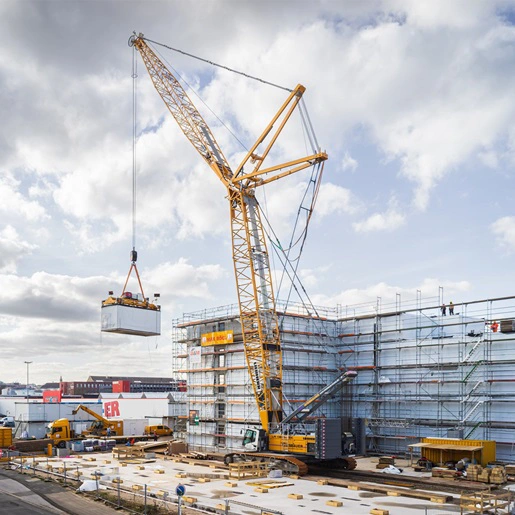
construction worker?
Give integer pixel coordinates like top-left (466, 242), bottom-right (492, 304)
top-left (441, 303), bottom-right (446, 316)
top-left (449, 302), bottom-right (454, 315)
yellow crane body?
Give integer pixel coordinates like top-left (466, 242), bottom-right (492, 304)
top-left (130, 34), bottom-right (357, 474)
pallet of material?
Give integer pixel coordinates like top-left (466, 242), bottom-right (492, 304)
top-left (378, 456), bottom-right (395, 465)
top-left (228, 462), bottom-right (268, 480)
top-left (246, 479), bottom-right (294, 489)
top-left (112, 446), bottom-right (146, 460)
top-left (460, 490), bottom-right (512, 513)
top-left (467, 465), bottom-right (506, 484)
top-left (173, 454), bottom-right (228, 469)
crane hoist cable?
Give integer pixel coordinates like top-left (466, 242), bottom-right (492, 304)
top-left (110, 47), bottom-right (151, 307)
top-left (120, 46), bottom-right (146, 300)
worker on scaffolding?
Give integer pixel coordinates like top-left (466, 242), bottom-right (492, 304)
top-left (441, 303), bottom-right (446, 316)
top-left (449, 301), bottom-right (454, 315)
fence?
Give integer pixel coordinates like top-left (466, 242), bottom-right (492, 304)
top-left (4, 451), bottom-right (283, 515)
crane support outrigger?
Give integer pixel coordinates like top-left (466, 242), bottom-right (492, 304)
top-left (130, 33), bottom-right (357, 474)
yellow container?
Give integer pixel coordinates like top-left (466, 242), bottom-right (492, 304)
top-left (420, 438), bottom-right (495, 467)
top-left (0, 427), bottom-right (13, 448)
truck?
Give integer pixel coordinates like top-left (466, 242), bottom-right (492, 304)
top-left (47, 405), bottom-right (123, 447)
top-left (46, 412), bottom-right (149, 448)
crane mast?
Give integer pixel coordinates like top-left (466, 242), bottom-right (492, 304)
top-left (130, 33), bottom-right (328, 434)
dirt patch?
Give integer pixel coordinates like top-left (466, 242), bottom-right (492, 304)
top-left (307, 491), bottom-right (337, 497)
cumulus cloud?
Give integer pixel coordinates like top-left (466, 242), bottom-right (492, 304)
top-left (341, 151), bottom-right (358, 172)
top-left (0, 226), bottom-right (37, 273)
top-left (316, 183), bottom-right (363, 217)
top-left (1, 0), bottom-right (513, 383)
top-left (0, 173), bottom-right (48, 223)
top-left (353, 206), bottom-right (406, 232)
top-left (491, 216), bottom-right (515, 251)
top-left (145, 258), bottom-right (226, 298)
top-left (312, 277), bottom-right (471, 311)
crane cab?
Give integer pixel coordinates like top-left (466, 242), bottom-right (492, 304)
top-left (242, 428), bottom-right (267, 451)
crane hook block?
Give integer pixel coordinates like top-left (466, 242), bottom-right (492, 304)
top-left (131, 250), bottom-right (138, 263)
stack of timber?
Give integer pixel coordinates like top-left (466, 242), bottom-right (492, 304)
top-left (467, 465), bottom-right (507, 484)
top-left (376, 456), bottom-right (395, 470)
top-left (166, 441), bottom-right (188, 455)
top-left (505, 464), bottom-right (515, 481)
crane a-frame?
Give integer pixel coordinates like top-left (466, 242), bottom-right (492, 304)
top-left (130, 33), bottom-right (357, 473)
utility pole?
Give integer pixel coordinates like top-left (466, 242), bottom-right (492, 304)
top-left (24, 361), bottom-right (32, 402)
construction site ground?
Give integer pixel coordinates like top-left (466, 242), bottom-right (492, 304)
top-left (7, 451), bottom-right (515, 515)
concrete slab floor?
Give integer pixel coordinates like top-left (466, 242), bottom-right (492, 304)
top-left (17, 454), bottom-right (465, 514)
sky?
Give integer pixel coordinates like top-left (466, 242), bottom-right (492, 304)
top-left (2, 0), bottom-right (515, 384)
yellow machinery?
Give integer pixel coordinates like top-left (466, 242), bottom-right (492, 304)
top-left (131, 33), bottom-right (356, 474)
top-left (71, 404), bottom-right (123, 436)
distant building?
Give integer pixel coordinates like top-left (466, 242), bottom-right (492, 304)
top-left (87, 376), bottom-right (186, 393)
top-left (57, 376), bottom-right (186, 398)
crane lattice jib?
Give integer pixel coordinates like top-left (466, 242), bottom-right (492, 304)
top-left (132, 36), bottom-right (233, 184)
top-left (131, 33), bottom-right (328, 433)
top-left (230, 189), bottom-right (283, 429)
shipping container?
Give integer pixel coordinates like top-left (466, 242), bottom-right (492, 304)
top-left (101, 304), bottom-right (161, 337)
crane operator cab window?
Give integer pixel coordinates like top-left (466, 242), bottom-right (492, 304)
top-left (243, 429), bottom-right (258, 449)
top-left (243, 428), bottom-right (268, 451)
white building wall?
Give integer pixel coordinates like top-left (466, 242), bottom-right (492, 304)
top-left (175, 296), bottom-right (515, 461)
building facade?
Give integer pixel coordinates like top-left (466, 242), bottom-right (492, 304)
top-left (173, 295), bottom-right (515, 461)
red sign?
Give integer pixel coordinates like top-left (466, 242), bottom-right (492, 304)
top-left (104, 400), bottom-right (120, 418)
top-left (43, 390), bottom-right (61, 403)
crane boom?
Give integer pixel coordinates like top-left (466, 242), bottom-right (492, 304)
top-left (130, 33), bottom-right (328, 434)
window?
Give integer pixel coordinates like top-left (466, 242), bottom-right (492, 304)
top-left (216, 403), bottom-right (226, 418)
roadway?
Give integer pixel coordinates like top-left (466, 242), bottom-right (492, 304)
top-left (0, 469), bottom-right (120, 515)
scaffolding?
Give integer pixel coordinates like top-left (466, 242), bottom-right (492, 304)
top-left (172, 294), bottom-right (515, 460)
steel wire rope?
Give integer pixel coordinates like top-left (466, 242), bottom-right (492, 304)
top-left (132, 47), bottom-right (138, 253)
top-left (261, 203), bottom-right (340, 421)
top-left (140, 34), bottom-right (292, 93)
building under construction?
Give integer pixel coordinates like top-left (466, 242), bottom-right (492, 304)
top-left (172, 292), bottom-right (515, 462)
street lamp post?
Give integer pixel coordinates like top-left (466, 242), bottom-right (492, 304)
top-left (24, 361), bottom-right (32, 402)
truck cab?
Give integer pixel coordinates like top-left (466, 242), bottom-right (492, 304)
top-left (47, 418), bottom-right (76, 447)
top-left (1, 416), bottom-right (14, 427)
